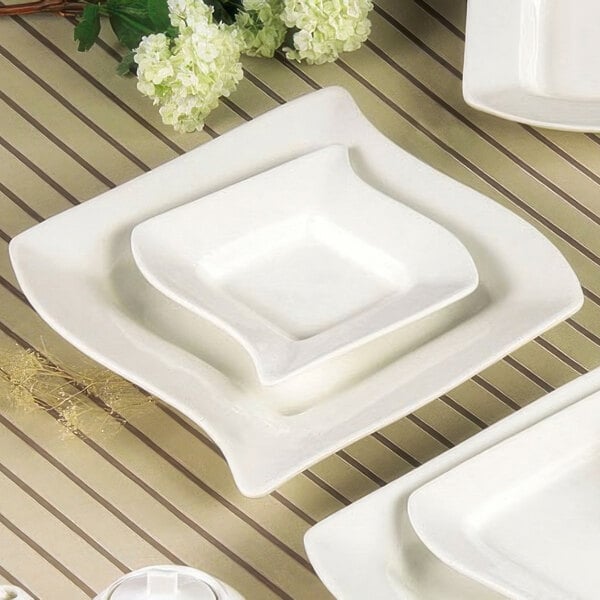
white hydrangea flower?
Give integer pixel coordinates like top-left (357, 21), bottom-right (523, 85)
top-left (282, 0), bottom-right (373, 64)
top-left (168, 0), bottom-right (212, 30)
top-left (235, 0), bottom-right (287, 58)
top-left (134, 0), bottom-right (243, 133)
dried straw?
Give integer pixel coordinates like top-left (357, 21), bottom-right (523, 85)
top-left (0, 346), bottom-right (154, 438)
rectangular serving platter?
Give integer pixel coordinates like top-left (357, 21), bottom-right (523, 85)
top-left (305, 367), bottom-right (600, 599)
top-left (409, 388), bottom-right (600, 600)
top-left (10, 87), bottom-right (582, 496)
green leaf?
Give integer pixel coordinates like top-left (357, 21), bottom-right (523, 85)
top-left (109, 10), bottom-right (155, 49)
top-left (105, 0), bottom-right (150, 18)
top-left (103, 0), bottom-right (160, 49)
top-left (116, 50), bottom-right (137, 75)
top-left (73, 4), bottom-right (101, 52)
top-left (147, 0), bottom-right (170, 32)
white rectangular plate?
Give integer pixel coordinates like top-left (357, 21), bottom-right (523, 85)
top-left (464, 0), bottom-right (600, 130)
top-left (305, 368), bottom-right (600, 600)
top-left (409, 383), bottom-right (600, 599)
top-left (9, 87), bottom-right (582, 497)
top-left (131, 145), bottom-right (478, 384)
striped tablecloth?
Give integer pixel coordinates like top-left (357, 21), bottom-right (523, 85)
top-left (1, 1), bottom-right (599, 598)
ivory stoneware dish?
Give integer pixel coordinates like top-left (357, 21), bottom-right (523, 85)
top-left (464, 0), bottom-right (600, 131)
top-left (409, 389), bottom-right (600, 600)
top-left (131, 144), bottom-right (478, 384)
top-left (9, 86), bottom-right (582, 497)
top-left (305, 367), bottom-right (600, 600)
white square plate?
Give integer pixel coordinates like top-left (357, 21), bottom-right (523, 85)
top-left (131, 145), bottom-right (478, 384)
top-left (305, 368), bottom-right (600, 600)
top-left (9, 87), bottom-right (582, 497)
top-left (409, 384), bottom-right (600, 599)
top-left (464, 0), bottom-right (600, 131)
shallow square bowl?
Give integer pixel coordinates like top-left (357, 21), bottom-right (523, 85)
top-left (131, 145), bottom-right (478, 384)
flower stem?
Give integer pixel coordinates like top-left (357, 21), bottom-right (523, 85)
top-left (0, 0), bottom-right (86, 16)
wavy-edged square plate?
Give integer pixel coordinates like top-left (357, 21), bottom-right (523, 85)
top-left (464, 0), bottom-right (600, 131)
top-left (9, 87), bottom-right (582, 496)
top-left (131, 145), bottom-right (478, 385)
top-left (305, 368), bottom-right (600, 599)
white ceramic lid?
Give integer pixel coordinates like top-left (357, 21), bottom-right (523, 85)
top-left (108, 568), bottom-right (216, 600)
top-left (0, 587), bottom-right (32, 600)
top-left (97, 566), bottom-right (244, 600)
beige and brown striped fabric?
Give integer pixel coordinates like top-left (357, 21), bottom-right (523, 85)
top-left (1, 0), bottom-right (599, 598)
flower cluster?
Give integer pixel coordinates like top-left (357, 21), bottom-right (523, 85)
top-left (135, 0), bottom-right (243, 132)
top-left (133, 0), bottom-right (372, 131)
top-left (236, 0), bottom-right (287, 58)
top-left (282, 0), bottom-right (373, 64)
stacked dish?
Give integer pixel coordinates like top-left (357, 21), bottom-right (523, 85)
top-left (9, 86), bottom-right (582, 497)
top-left (305, 367), bottom-right (600, 600)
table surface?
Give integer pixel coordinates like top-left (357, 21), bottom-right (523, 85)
top-left (1, 1), bottom-right (599, 598)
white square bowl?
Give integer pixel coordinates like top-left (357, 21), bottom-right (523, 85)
top-left (131, 145), bottom-right (478, 384)
top-left (464, 0), bottom-right (600, 131)
top-left (9, 87), bottom-right (582, 496)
